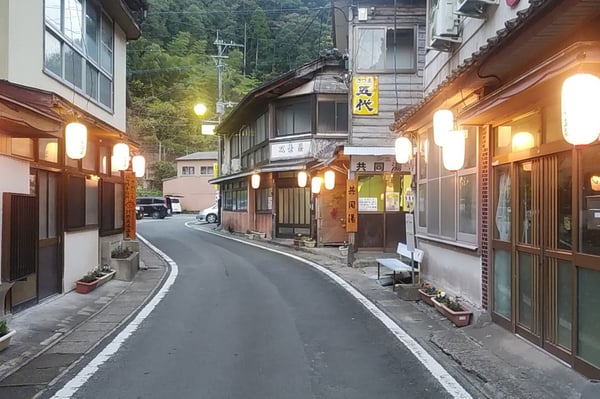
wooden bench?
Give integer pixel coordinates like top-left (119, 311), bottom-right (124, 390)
top-left (376, 243), bottom-right (424, 290)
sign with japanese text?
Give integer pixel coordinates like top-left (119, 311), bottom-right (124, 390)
top-left (352, 76), bottom-right (378, 115)
top-left (124, 171), bottom-right (137, 240)
top-left (346, 178), bottom-right (358, 232)
top-left (270, 140), bottom-right (311, 160)
top-left (359, 197), bottom-right (378, 211)
top-left (353, 156), bottom-right (410, 173)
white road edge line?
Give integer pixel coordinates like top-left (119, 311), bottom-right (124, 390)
top-left (49, 234), bottom-right (178, 399)
top-left (187, 222), bottom-right (473, 399)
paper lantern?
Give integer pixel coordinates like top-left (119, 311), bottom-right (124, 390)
top-left (442, 130), bottom-right (466, 171)
top-left (591, 175), bottom-right (600, 191)
top-left (433, 109), bottom-right (453, 146)
top-left (251, 173), bottom-right (260, 189)
top-left (65, 122), bottom-right (87, 159)
top-left (512, 131), bottom-right (535, 151)
top-left (561, 73), bottom-right (600, 145)
top-left (395, 136), bottom-right (412, 163)
top-left (311, 176), bottom-right (322, 194)
top-left (324, 170), bottom-right (335, 190)
top-left (44, 142), bottom-right (58, 162)
top-left (297, 171), bottom-right (308, 188)
top-left (132, 155), bottom-right (146, 177)
top-left (112, 143), bottom-right (130, 171)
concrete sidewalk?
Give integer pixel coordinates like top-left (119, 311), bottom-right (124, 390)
top-left (0, 229), bottom-right (592, 399)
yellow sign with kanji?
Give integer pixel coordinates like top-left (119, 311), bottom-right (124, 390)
top-left (346, 178), bottom-right (358, 232)
top-left (352, 76), bottom-right (378, 115)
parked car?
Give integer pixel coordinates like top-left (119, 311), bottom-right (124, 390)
top-left (196, 203), bottom-right (219, 224)
top-left (136, 197), bottom-right (169, 219)
top-left (165, 196), bottom-right (182, 213)
top-left (135, 205), bottom-right (145, 220)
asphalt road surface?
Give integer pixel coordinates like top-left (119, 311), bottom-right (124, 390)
top-left (49, 216), bottom-right (454, 399)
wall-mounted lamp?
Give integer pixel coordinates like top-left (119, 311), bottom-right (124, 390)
top-left (591, 175), bottom-right (600, 191)
top-left (112, 143), bottom-right (130, 171)
top-left (442, 130), bottom-right (466, 171)
top-left (251, 173), bottom-right (261, 189)
top-left (132, 155), bottom-right (146, 177)
top-left (311, 176), bottom-right (323, 194)
top-left (324, 170), bottom-right (335, 190)
top-left (44, 141), bottom-right (58, 162)
top-left (562, 73), bottom-right (600, 145)
top-left (298, 171), bottom-right (308, 188)
top-left (511, 131), bottom-right (535, 152)
top-left (65, 121), bottom-right (87, 159)
top-left (395, 136), bottom-right (412, 163)
top-left (433, 109), bottom-right (453, 146)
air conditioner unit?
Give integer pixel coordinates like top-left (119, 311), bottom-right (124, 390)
top-left (428, 0), bottom-right (461, 51)
top-left (456, 0), bottom-right (499, 18)
top-left (230, 158), bottom-right (241, 173)
top-left (221, 162), bottom-right (230, 175)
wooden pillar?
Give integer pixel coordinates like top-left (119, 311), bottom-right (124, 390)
top-left (123, 170), bottom-right (137, 239)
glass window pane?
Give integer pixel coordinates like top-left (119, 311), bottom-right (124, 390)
top-left (45, 31), bottom-right (62, 76)
top-left (580, 146), bottom-right (600, 256)
top-left (556, 153), bottom-right (572, 250)
top-left (518, 163), bottom-right (532, 244)
top-left (358, 175), bottom-right (384, 212)
top-left (65, 46), bottom-right (83, 88)
top-left (64, 0), bottom-right (83, 46)
top-left (385, 28), bottom-right (414, 70)
top-left (418, 183), bottom-right (426, 228)
top-left (12, 138), bottom-right (34, 158)
top-left (48, 173), bottom-right (57, 237)
top-left (39, 172), bottom-right (48, 239)
top-left (495, 165), bottom-right (511, 241)
top-left (459, 174), bottom-right (477, 234)
top-left (464, 126), bottom-right (477, 169)
top-left (45, 0), bottom-right (61, 27)
top-left (82, 139), bottom-right (96, 171)
top-left (86, 63), bottom-right (98, 99)
top-left (556, 260), bottom-right (572, 349)
top-left (101, 15), bottom-right (113, 74)
top-left (99, 73), bottom-right (111, 108)
top-left (427, 180), bottom-right (439, 235)
top-left (418, 133), bottom-right (429, 180)
top-left (85, 178), bottom-right (98, 225)
top-left (493, 249), bottom-right (511, 318)
top-left (518, 252), bottom-right (533, 329)
top-left (85, 4), bottom-right (99, 62)
top-left (39, 138), bottom-right (59, 163)
top-left (114, 183), bottom-right (123, 229)
top-left (544, 103), bottom-right (562, 144)
top-left (337, 102), bottom-right (348, 131)
top-left (440, 175), bottom-right (456, 238)
top-left (494, 112), bottom-right (540, 157)
top-left (294, 102), bottom-right (311, 134)
top-left (578, 267), bottom-right (600, 368)
top-left (318, 101), bottom-right (335, 131)
top-left (356, 28), bottom-right (384, 70)
top-left (428, 130), bottom-right (440, 179)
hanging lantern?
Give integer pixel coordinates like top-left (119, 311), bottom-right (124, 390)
top-left (395, 136), bottom-right (412, 163)
top-left (433, 109), bottom-right (453, 146)
top-left (591, 175), bottom-right (600, 191)
top-left (561, 73), bottom-right (600, 145)
top-left (442, 130), bottom-right (466, 171)
top-left (65, 121), bottom-right (87, 159)
top-left (297, 171), bottom-right (308, 188)
top-left (251, 173), bottom-right (260, 189)
top-left (512, 131), bottom-right (535, 151)
top-left (324, 170), bottom-right (335, 190)
top-left (112, 143), bottom-right (130, 171)
top-left (132, 155), bottom-right (146, 177)
top-left (311, 176), bottom-right (322, 194)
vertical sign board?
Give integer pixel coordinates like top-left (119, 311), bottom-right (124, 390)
top-left (352, 76), bottom-right (379, 115)
top-left (123, 170), bottom-right (137, 239)
top-left (405, 213), bottom-right (415, 252)
top-left (346, 178), bottom-right (358, 232)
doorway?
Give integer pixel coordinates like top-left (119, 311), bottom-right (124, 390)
top-left (37, 170), bottom-right (61, 300)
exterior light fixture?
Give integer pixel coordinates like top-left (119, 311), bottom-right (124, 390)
top-left (324, 170), bottom-right (335, 190)
top-left (132, 155), bottom-right (146, 177)
top-left (65, 121), bottom-right (87, 159)
top-left (297, 171), bottom-right (308, 188)
top-left (433, 109), bottom-right (453, 146)
top-left (44, 141), bottom-right (58, 162)
top-left (561, 73), bottom-right (600, 145)
top-left (591, 175), bottom-right (600, 191)
top-left (395, 136), bottom-right (412, 163)
top-left (311, 176), bottom-right (323, 194)
top-left (251, 173), bottom-right (260, 189)
top-left (194, 103), bottom-right (207, 116)
top-left (442, 130), bottom-right (466, 171)
top-left (112, 143), bottom-right (130, 171)
top-left (511, 131), bottom-right (535, 151)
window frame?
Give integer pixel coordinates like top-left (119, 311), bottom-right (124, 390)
top-left (354, 25), bottom-right (417, 74)
top-left (181, 166), bottom-right (195, 176)
top-left (274, 96), bottom-right (313, 137)
top-left (317, 95), bottom-right (348, 134)
top-left (222, 181), bottom-right (248, 212)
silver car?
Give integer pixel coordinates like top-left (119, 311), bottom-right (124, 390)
top-left (196, 203), bottom-right (219, 223)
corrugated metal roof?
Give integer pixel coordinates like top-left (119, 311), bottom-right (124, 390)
top-left (176, 151), bottom-right (218, 161)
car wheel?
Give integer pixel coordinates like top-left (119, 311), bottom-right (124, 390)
top-left (152, 211), bottom-right (161, 219)
top-left (136, 212), bottom-right (144, 220)
top-left (206, 214), bottom-right (217, 224)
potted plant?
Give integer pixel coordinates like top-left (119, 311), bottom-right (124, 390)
top-left (111, 243), bottom-right (139, 281)
top-left (76, 271), bottom-right (99, 294)
top-left (339, 241), bottom-right (349, 256)
top-left (95, 264), bottom-right (116, 287)
top-left (431, 292), bottom-right (472, 327)
top-left (418, 284), bottom-right (439, 307)
top-left (293, 233), bottom-right (304, 247)
top-left (302, 236), bottom-right (316, 247)
top-left (0, 320), bottom-right (15, 352)
top-left (245, 230), bottom-right (255, 240)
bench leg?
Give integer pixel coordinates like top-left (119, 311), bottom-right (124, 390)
top-left (377, 264), bottom-right (380, 280)
top-left (392, 271), bottom-right (396, 291)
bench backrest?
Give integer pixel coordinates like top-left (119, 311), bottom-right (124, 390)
top-left (396, 242), bottom-right (424, 263)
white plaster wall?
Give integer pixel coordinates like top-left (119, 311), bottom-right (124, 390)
top-left (4, 2), bottom-right (128, 131)
top-left (63, 230), bottom-right (99, 292)
top-left (0, 1), bottom-right (8, 79)
top-left (424, 1), bottom-right (532, 95)
top-left (418, 240), bottom-right (482, 308)
top-left (0, 154), bottom-right (30, 282)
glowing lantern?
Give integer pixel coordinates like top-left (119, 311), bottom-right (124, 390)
top-left (561, 73), bottom-right (600, 145)
top-left (112, 143), bottom-right (130, 171)
top-left (297, 171), bottom-right (308, 188)
top-left (44, 142), bottom-right (58, 162)
top-left (65, 122), bottom-right (87, 159)
top-left (512, 131), bottom-right (535, 151)
top-left (311, 176), bottom-right (323, 194)
top-left (591, 175), bottom-right (600, 191)
top-left (395, 136), bottom-right (412, 163)
top-left (433, 109), bottom-right (453, 146)
top-left (324, 170), bottom-right (335, 190)
top-left (442, 130), bottom-right (466, 171)
top-left (132, 155), bottom-right (146, 177)
top-left (251, 173), bottom-right (260, 189)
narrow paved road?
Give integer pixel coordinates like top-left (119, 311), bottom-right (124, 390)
top-left (49, 216), bottom-right (453, 398)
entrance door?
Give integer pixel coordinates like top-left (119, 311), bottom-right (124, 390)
top-left (513, 153), bottom-right (573, 358)
top-left (38, 170), bottom-right (61, 300)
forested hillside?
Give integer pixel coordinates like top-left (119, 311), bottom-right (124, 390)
top-left (127, 0), bottom-right (333, 188)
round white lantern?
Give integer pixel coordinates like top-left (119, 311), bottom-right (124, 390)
top-left (561, 73), bottom-right (600, 145)
top-left (512, 131), bottom-right (535, 151)
top-left (311, 176), bottom-right (322, 194)
top-left (433, 109), bottom-right (453, 146)
top-left (442, 130), bottom-right (466, 171)
top-left (324, 170), bottom-right (335, 190)
top-left (251, 173), bottom-right (260, 189)
top-left (112, 143), bottom-right (130, 171)
top-left (132, 155), bottom-right (146, 177)
top-left (395, 136), bottom-right (412, 163)
top-left (297, 171), bottom-right (308, 188)
top-left (65, 122), bottom-right (87, 159)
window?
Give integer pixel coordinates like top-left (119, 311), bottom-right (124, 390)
top-left (200, 166), bottom-right (214, 175)
top-left (66, 175), bottom-right (98, 229)
top-left (355, 26), bottom-right (416, 73)
top-left (44, 0), bottom-right (114, 109)
top-left (417, 126), bottom-right (478, 244)
top-left (182, 166), bottom-right (195, 176)
top-left (223, 181), bottom-right (248, 211)
top-left (100, 180), bottom-right (123, 233)
top-left (318, 97), bottom-right (348, 133)
top-left (38, 138), bottom-right (59, 163)
top-left (580, 146), bottom-right (600, 256)
top-left (275, 100), bottom-right (311, 136)
top-left (256, 113), bottom-right (268, 143)
top-left (256, 188), bottom-right (272, 212)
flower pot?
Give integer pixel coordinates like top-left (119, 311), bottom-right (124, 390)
top-left (76, 279), bottom-right (98, 294)
top-left (111, 251), bottom-right (140, 281)
top-left (431, 297), bottom-right (472, 327)
top-left (339, 246), bottom-right (348, 256)
top-left (0, 329), bottom-right (16, 352)
top-left (418, 289), bottom-right (437, 307)
top-left (293, 239), bottom-right (304, 246)
top-left (304, 240), bottom-right (316, 248)
top-left (96, 270), bottom-right (116, 287)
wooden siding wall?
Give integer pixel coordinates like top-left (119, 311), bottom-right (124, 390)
top-left (350, 4), bottom-right (426, 146)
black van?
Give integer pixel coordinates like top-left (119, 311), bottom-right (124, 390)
top-left (136, 197), bottom-right (169, 219)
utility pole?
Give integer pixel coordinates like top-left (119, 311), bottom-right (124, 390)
top-left (211, 31), bottom-right (244, 117)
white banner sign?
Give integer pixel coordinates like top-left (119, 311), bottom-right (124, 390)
top-left (270, 140), bottom-right (311, 160)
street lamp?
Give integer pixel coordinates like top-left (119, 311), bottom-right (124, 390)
top-left (194, 103), bottom-right (217, 135)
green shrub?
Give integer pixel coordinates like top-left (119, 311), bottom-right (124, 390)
top-left (0, 320), bottom-right (8, 336)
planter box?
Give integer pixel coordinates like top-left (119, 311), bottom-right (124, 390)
top-left (111, 251), bottom-right (140, 281)
top-left (245, 233), bottom-right (255, 240)
top-left (418, 289), bottom-right (437, 307)
top-left (76, 279), bottom-right (98, 294)
top-left (432, 297), bottom-right (472, 327)
top-left (0, 329), bottom-right (16, 352)
top-left (96, 270), bottom-right (116, 287)
top-left (304, 240), bottom-right (316, 248)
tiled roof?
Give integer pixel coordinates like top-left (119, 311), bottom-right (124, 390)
top-left (176, 151), bottom-right (218, 161)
